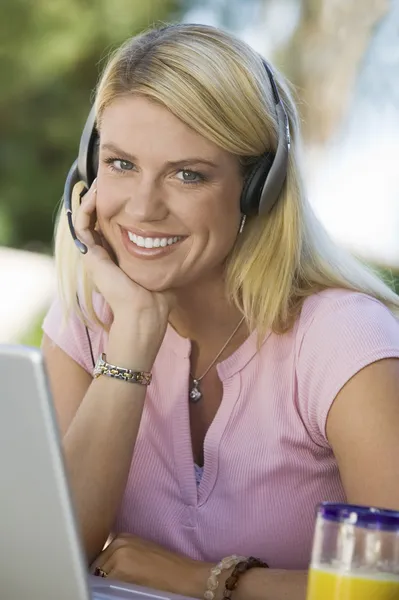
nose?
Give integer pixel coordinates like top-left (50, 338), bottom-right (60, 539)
top-left (123, 176), bottom-right (168, 222)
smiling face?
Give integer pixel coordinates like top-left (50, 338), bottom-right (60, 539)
top-left (95, 95), bottom-right (243, 292)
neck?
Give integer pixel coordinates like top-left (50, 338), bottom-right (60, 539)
top-left (168, 274), bottom-right (243, 346)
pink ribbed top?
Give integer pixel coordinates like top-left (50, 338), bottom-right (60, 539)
top-left (43, 288), bottom-right (399, 569)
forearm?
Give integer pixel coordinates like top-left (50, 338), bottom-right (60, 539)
top-left (187, 562), bottom-right (308, 600)
top-left (64, 376), bottom-right (146, 562)
top-left (230, 567), bottom-right (308, 600)
top-left (64, 321), bottom-right (157, 563)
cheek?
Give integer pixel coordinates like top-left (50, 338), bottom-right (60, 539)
top-left (192, 196), bottom-right (240, 257)
top-left (212, 189), bottom-right (242, 249)
top-left (95, 179), bottom-right (121, 221)
top-left (208, 187), bottom-right (241, 232)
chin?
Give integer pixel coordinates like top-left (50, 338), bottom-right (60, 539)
top-left (119, 263), bottom-right (178, 293)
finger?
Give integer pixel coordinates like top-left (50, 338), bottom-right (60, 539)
top-left (73, 179), bottom-right (98, 248)
top-left (73, 180), bottom-right (97, 247)
top-left (91, 541), bottom-right (119, 575)
top-left (92, 556), bottom-right (117, 580)
top-left (91, 535), bottom-right (122, 568)
top-left (93, 566), bottom-right (109, 578)
top-left (94, 222), bottom-right (118, 262)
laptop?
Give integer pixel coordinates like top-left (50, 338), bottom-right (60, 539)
top-left (0, 344), bottom-right (194, 600)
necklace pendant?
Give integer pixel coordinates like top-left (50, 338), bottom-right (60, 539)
top-left (189, 379), bottom-right (202, 403)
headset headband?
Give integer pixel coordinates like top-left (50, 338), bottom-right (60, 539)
top-left (259, 61), bottom-right (291, 214)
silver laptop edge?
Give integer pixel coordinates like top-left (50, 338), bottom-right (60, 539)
top-left (0, 344), bottom-right (91, 600)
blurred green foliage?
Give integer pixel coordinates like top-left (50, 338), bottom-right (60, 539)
top-left (379, 268), bottom-right (399, 295)
top-left (19, 311), bottom-right (45, 348)
top-left (0, 0), bottom-right (182, 251)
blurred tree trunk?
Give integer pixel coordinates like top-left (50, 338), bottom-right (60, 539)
top-left (279, 0), bottom-right (389, 144)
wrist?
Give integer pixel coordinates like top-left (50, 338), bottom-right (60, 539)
top-left (184, 559), bottom-right (242, 600)
top-left (182, 560), bottom-right (214, 599)
top-left (106, 319), bottom-right (164, 372)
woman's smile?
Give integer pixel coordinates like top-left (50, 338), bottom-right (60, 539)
top-left (120, 225), bottom-right (187, 260)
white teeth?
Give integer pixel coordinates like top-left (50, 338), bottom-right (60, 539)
top-left (127, 231), bottom-right (182, 249)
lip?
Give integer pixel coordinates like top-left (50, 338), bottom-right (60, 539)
top-left (120, 225), bottom-right (185, 239)
top-left (120, 227), bottom-right (186, 260)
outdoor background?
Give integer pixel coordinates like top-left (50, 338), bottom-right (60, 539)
top-left (1, 0), bottom-right (398, 346)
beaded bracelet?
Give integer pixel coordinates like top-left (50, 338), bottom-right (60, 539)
top-left (222, 556), bottom-right (269, 599)
top-left (204, 555), bottom-right (247, 600)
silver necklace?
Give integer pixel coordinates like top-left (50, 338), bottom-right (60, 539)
top-left (189, 316), bottom-right (245, 403)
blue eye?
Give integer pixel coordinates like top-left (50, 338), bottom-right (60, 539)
top-left (176, 169), bottom-right (204, 184)
top-left (113, 159), bottom-right (133, 171)
top-left (103, 157), bottom-right (134, 173)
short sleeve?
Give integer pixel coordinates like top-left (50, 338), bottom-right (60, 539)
top-left (42, 295), bottom-right (105, 374)
top-left (296, 291), bottom-right (399, 446)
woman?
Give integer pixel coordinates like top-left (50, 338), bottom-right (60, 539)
top-left (42, 23), bottom-right (399, 600)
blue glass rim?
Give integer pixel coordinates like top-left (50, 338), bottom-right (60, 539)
top-left (317, 503), bottom-right (399, 531)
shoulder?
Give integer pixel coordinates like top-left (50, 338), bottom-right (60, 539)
top-left (300, 287), bottom-right (397, 323)
top-left (297, 288), bottom-right (399, 346)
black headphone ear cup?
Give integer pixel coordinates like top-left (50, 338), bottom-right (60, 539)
top-left (77, 106), bottom-right (98, 188)
top-left (240, 153), bottom-right (274, 216)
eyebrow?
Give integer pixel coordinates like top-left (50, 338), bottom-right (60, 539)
top-left (100, 143), bottom-right (220, 169)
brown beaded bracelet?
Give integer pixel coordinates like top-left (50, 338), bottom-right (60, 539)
top-left (221, 556), bottom-right (269, 599)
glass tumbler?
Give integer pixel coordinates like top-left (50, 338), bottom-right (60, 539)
top-left (306, 503), bottom-right (399, 600)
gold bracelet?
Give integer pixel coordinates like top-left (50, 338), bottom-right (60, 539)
top-left (93, 353), bottom-right (152, 385)
top-left (204, 555), bottom-right (247, 600)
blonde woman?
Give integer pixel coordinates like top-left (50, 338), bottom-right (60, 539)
top-left (42, 23), bottom-right (399, 600)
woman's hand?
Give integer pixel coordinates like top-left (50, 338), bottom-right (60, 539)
top-left (91, 534), bottom-right (309, 600)
top-left (74, 180), bottom-right (174, 321)
top-left (74, 179), bottom-right (174, 366)
top-left (91, 534), bottom-right (210, 599)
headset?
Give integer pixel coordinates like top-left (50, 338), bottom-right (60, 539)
top-left (63, 57), bottom-right (290, 255)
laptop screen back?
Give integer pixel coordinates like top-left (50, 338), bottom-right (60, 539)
top-left (0, 344), bottom-right (90, 600)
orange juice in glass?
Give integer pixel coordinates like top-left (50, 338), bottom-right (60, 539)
top-left (306, 503), bottom-right (399, 600)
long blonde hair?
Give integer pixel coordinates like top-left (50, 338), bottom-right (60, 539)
top-left (55, 23), bottom-right (399, 336)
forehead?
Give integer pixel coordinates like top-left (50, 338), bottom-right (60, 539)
top-left (99, 95), bottom-right (222, 158)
